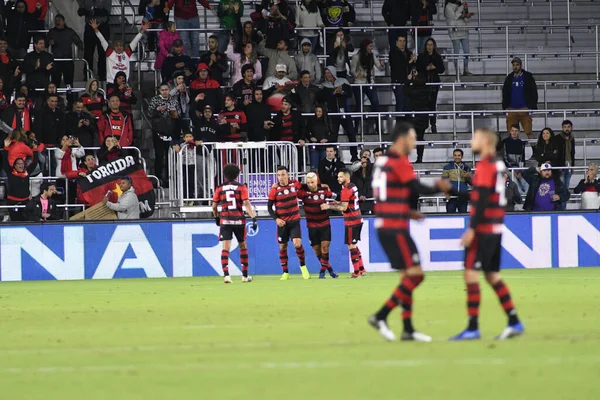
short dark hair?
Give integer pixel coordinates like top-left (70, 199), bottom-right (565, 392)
top-left (510, 124), bottom-right (520, 131)
top-left (47, 93), bottom-right (59, 100)
top-left (209, 35), bottom-right (218, 42)
top-left (562, 119), bottom-right (573, 127)
top-left (34, 36), bottom-right (45, 45)
top-left (14, 93), bottom-right (26, 100)
top-left (373, 147), bottom-right (383, 154)
top-left (277, 165), bottom-right (289, 172)
top-left (223, 163), bottom-right (240, 182)
top-left (40, 181), bottom-right (54, 193)
top-left (325, 145), bottom-right (337, 152)
top-left (391, 121), bottom-right (414, 141)
top-left (338, 168), bottom-right (350, 176)
top-left (108, 93), bottom-right (121, 101)
top-left (453, 148), bottom-right (464, 156)
top-left (300, 70), bottom-right (310, 78)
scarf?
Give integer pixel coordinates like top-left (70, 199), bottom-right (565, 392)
top-left (562, 132), bottom-right (574, 164)
top-left (60, 147), bottom-right (73, 176)
top-left (11, 108), bottom-right (30, 130)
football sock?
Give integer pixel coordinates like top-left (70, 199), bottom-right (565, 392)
top-left (356, 248), bottom-right (365, 271)
top-left (375, 275), bottom-right (425, 333)
top-left (350, 248), bottom-right (360, 273)
top-left (466, 283), bottom-right (481, 330)
top-left (240, 248), bottom-right (249, 278)
top-left (295, 245), bottom-right (306, 266)
top-left (221, 249), bottom-right (229, 276)
top-left (279, 250), bottom-right (289, 273)
top-left (320, 252), bottom-right (332, 273)
top-left (492, 280), bottom-right (520, 325)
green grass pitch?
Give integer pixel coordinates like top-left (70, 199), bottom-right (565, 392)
top-left (1, 268), bottom-right (599, 399)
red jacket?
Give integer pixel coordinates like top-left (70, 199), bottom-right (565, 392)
top-left (97, 111), bottom-right (133, 147)
top-left (25, 0), bottom-right (48, 21)
top-left (4, 140), bottom-right (45, 168)
top-left (166, 0), bottom-right (210, 19)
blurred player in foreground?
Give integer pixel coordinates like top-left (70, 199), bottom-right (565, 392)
top-left (321, 168), bottom-right (366, 278)
top-left (450, 128), bottom-right (524, 340)
top-left (268, 166), bottom-right (310, 280)
top-left (298, 172), bottom-right (339, 279)
top-left (368, 122), bottom-right (451, 341)
top-left (212, 164), bottom-right (257, 284)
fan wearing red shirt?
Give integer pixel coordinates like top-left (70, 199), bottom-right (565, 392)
top-left (451, 128), bottom-right (524, 341)
top-left (297, 172), bottom-right (338, 279)
top-left (321, 168), bottom-right (365, 278)
top-left (212, 163), bottom-right (258, 284)
top-left (268, 165), bottom-right (310, 280)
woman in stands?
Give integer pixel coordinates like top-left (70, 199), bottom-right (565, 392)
top-left (2, 143), bottom-right (38, 221)
top-left (97, 136), bottom-right (126, 165)
top-left (444, 0), bottom-right (473, 76)
top-left (306, 104), bottom-right (333, 169)
top-left (416, 38), bottom-right (445, 134)
top-left (81, 79), bottom-right (106, 118)
top-left (296, 0), bottom-right (324, 54)
top-left (416, 0), bottom-right (437, 55)
top-left (226, 40), bottom-right (262, 85)
top-left (351, 39), bottom-right (385, 135)
top-left (155, 21), bottom-right (181, 71)
top-left (351, 149), bottom-right (374, 214)
top-left (326, 28), bottom-right (353, 79)
top-left (169, 71), bottom-right (191, 132)
top-left (534, 128), bottom-right (559, 167)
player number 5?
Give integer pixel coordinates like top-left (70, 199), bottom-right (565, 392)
top-left (226, 191), bottom-right (237, 210)
top-left (372, 169), bottom-right (387, 201)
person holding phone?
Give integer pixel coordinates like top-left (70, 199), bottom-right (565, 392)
top-left (66, 99), bottom-right (97, 147)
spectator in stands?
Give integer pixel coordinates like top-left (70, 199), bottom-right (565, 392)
top-left (296, 39), bottom-right (321, 84)
top-left (172, 131), bottom-right (201, 202)
top-left (416, 38), bottom-right (444, 134)
top-left (319, 66), bottom-right (358, 161)
top-left (292, 70), bottom-right (320, 132)
top-left (534, 127), bottom-right (559, 167)
top-left (1, 93), bottom-right (32, 134)
top-left (2, 151), bottom-right (38, 221)
top-left (501, 124), bottom-right (526, 168)
top-left (574, 164), bottom-right (600, 210)
top-left (47, 14), bottom-right (84, 96)
top-left (160, 39), bottom-right (193, 83)
top-left (34, 82), bottom-right (66, 113)
top-left (23, 0), bottom-right (47, 30)
top-left (263, 63), bottom-right (295, 112)
top-left (261, 4), bottom-right (295, 51)
top-left (318, 145), bottom-right (345, 195)
top-left (78, 0), bottom-right (111, 81)
top-left (139, 0), bottom-right (168, 54)
top-left (149, 83), bottom-right (182, 180)
top-left (239, 21), bottom-right (262, 52)
top-left (34, 94), bottom-right (65, 148)
top-left (405, 72), bottom-right (431, 163)
top-left (97, 94), bottom-right (133, 147)
top-left (321, 0), bottom-right (355, 29)
top-left (502, 57), bottom-right (538, 155)
top-left (306, 104), bottom-right (333, 169)
top-left (164, 0), bottom-right (212, 59)
top-left (155, 22), bottom-right (181, 71)
top-left (6, 0), bottom-right (42, 59)
top-left (191, 104), bottom-right (219, 144)
top-left (91, 19), bottom-right (148, 85)
top-left (200, 35), bottom-right (228, 86)
top-left (55, 134), bottom-right (85, 178)
top-left (0, 79), bottom-right (9, 112)
top-left (390, 35), bottom-right (416, 118)
top-left (0, 39), bottom-right (19, 96)
top-left (26, 131), bottom-right (46, 197)
top-left (271, 96), bottom-right (300, 143)
top-left (97, 136), bottom-right (126, 165)
top-left (3, 129), bottom-right (36, 167)
top-left (218, 94), bottom-right (247, 142)
top-left (25, 181), bottom-right (60, 222)
top-left (442, 148), bottom-right (472, 213)
top-left (102, 176), bottom-right (140, 219)
top-left (503, 171), bottom-right (523, 212)
top-left (107, 72), bottom-right (138, 115)
top-left (351, 149), bottom-right (374, 214)
top-left (18, 85), bottom-right (35, 110)
top-left (258, 37), bottom-right (298, 80)
top-left (227, 41), bottom-right (262, 85)
top-left (326, 28), bottom-right (353, 79)
top-left (66, 99), bottom-right (97, 147)
top-left (245, 88), bottom-right (273, 142)
top-left (444, 0), bottom-right (473, 76)
top-left (232, 64), bottom-right (258, 110)
top-left (556, 119), bottom-right (575, 193)
top-left (189, 62), bottom-right (223, 112)
top-left (216, 0), bottom-right (244, 54)
top-left (23, 36), bottom-right (54, 96)
top-left (381, 0), bottom-right (416, 49)
top-left (81, 79), bottom-right (106, 118)
top-left (373, 147), bottom-right (383, 160)
top-left (415, 0), bottom-right (437, 53)
top-left (296, 0), bottom-right (324, 53)
top-left (523, 163), bottom-right (570, 211)
top-left (351, 40), bottom-right (384, 135)
top-left (169, 71), bottom-right (191, 132)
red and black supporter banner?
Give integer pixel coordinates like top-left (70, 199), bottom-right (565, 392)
top-left (77, 156), bottom-right (156, 218)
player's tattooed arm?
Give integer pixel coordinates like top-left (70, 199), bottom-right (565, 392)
top-left (321, 201), bottom-right (347, 212)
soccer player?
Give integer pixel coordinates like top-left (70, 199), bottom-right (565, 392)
top-left (367, 122), bottom-right (451, 342)
top-left (450, 128), bottom-right (525, 340)
top-left (321, 168), bottom-right (365, 278)
top-left (212, 164), bottom-right (257, 284)
top-left (298, 172), bottom-right (339, 279)
top-left (268, 166), bottom-right (310, 280)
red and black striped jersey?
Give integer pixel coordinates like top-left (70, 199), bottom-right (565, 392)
top-left (218, 109), bottom-right (247, 142)
top-left (212, 181), bottom-right (249, 225)
top-left (268, 180), bottom-right (302, 222)
top-left (340, 182), bottom-right (363, 226)
top-left (470, 157), bottom-right (506, 234)
top-left (298, 185), bottom-right (334, 228)
top-left (372, 151), bottom-right (415, 230)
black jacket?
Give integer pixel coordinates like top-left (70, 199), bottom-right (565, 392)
top-left (502, 70), bottom-right (538, 110)
top-left (271, 110), bottom-right (303, 141)
top-left (199, 50), bottom-right (228, 85)
top-left (66, 111), bottom-right (97, 147)
top-left (47, 26), bottom-right (84, 59)
top-left (416, 51), bottom-right (445, 83)
top-left (3, 150), bottom-right (37, 201)
top-left (405, 79), bottom-right (431, 130)
top-left (23, 50), bottom-right (54, 89)
top-left (263, 17), bottom-right (293, 49)
top-left (351, 163), bottom-right (374, 213)
top-left (0, 51), bottom-right (19, 94)
top-left (390, 47), bottom-right (414, 84)
top-left (25, 195), bottom-right (60, 222)
top-left (326, 43), bottom-right (354, 73)
top-left (554, 132), bottom-right (576, 167)
top-left (505, 178), bottom-right (523, 212)
top-left (535, 137), bottom-right (560, 166)
top-left (33, 107), bottom-right (66, 146)
top-left (318, 157), bottom-right (345, 195)
top-left (382, 0), bottom-right (420, 26)
top-left (318, 83), bottom-right (352, 114)
top-left (501, 137), bottom-right (526, 168)
top-left (1, 105), bottom-right (32, 139)
top-left (161, 53), bottom-right (194, 83)
top-left (245, 101), bottom-right (272, 142)
top-left (192, 115), bottom-right (219, 145)
top-left (574, 178), bottom-right (600, 194)
top-left (292, 83), bottom-right (320, 114)
top-left (306, 116), bottom-right (333, 142)
top-left (232, 79), bottom-right (257, 111)
top-left (522, 167), bottom-right (570, 211)
top-left (6, 2), bottom-right (41, 50)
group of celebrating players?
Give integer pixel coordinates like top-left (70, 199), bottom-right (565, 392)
top-left (212, 122), bottom-right (525, 342)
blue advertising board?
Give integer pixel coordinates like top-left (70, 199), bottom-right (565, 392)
top-left (0, 213), bottom-right (599, 281)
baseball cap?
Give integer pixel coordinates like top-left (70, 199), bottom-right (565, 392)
top-left (511, 57), bottom-right (522, 65)
top-left (275, 64), bottom-right (287, 72)
top-left (172, 39), bottom-right (184, 47)
top-left (540, 163), bottom-right (552, 171)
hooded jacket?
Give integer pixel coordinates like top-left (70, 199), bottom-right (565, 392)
top-left (295, 38), bottom-right (322, 83)
top-left (444, 1), bottom-right (469, 40)
top-left (106, 186), bottom-right (140, 219)
top-left (192, 111), bottom-right (220, 144)
top-left (318, 66), bottom-right (352, 114)
top-left (81, 79), bottom-right (106, 118)
top-left (258, 38), bottom-right (298, 80)
top-left (189, 62), bottom-right (223, 112)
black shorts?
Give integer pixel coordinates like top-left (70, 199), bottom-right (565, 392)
top-left (377, 229), bottom-right (421, 270)
top-left (465, 233), bottom-right (502, 272)
top-left (308, 225), bottom-right (332, 247)
top-left (277, 220), bottom-right (302, 244)
top-left (220, 224), bottom-right (246, 242)
top-left (344, 223), bottom-right (363, 245)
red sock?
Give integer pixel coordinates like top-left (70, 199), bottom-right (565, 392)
top-left (355, 247), bottom-right (365, 271)
top-left (279, 250), bottom-right (289, 273)
top-left (350, 248), bottom-right (360, 273)
top-left (221, 249), bottom-right (229, 276)
top-left (295, 245), bottom-right (306, 266)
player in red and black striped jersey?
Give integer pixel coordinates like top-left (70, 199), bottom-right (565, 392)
top-left (212, 164), bottom-right (257, 284)
top-left (298, 172), bottom-right (339, 279)
top-left (268, 166), bottom-right (310, 280)
top-left (321, 168), bottom-right (367, 278)
top-left (451, 128), bottom-right (524, 341)
top-left (368, 122), bottom-right (452, 342)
